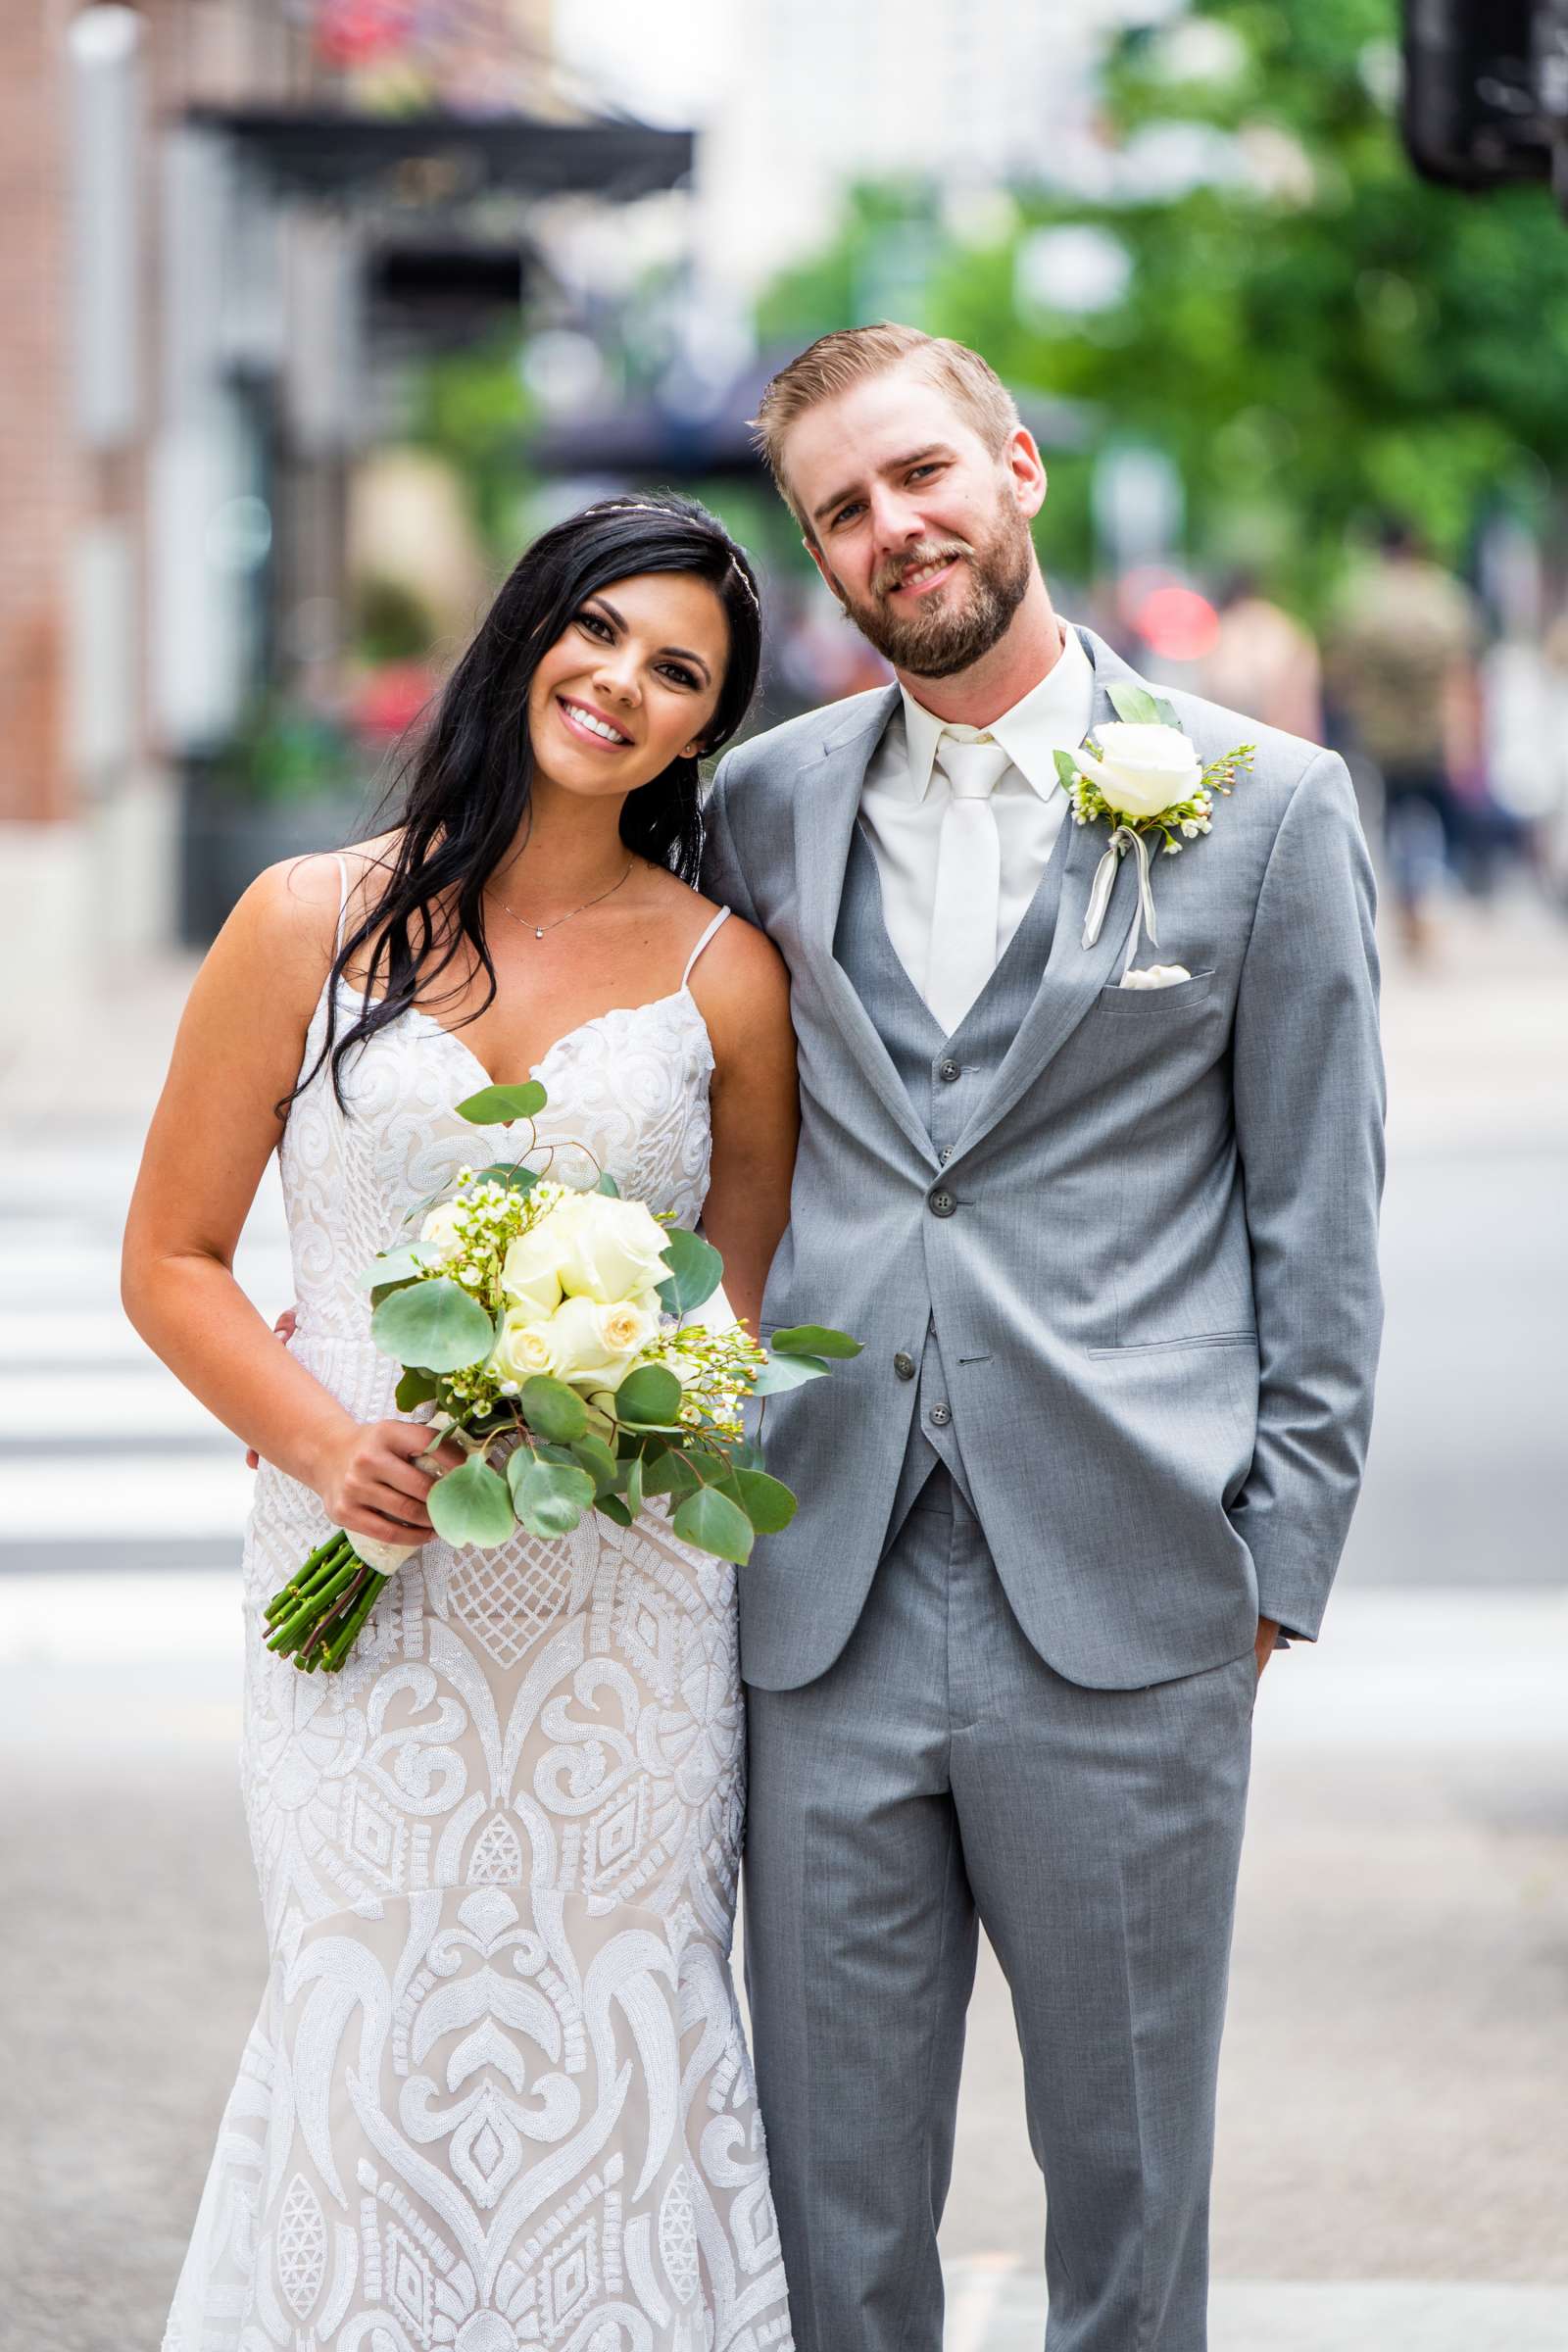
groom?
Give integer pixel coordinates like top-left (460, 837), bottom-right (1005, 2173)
top-left (701, 324), bottom-right (1384, 2350)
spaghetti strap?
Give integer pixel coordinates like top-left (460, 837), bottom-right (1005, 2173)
top-left (681, 905), bottom-right (732, 990)
top-left (330, 853), bottom-right (353, 958)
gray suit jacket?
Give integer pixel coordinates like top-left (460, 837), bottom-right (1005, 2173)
top-left (701, 624), bottom-right (1385, 1691)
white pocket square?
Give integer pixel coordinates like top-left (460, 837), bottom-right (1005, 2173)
top-left (1118, 963), bottom-right (1192, 992)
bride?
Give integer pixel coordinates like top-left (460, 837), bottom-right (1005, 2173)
top-left (122, 495), bottom-right (799, 2351)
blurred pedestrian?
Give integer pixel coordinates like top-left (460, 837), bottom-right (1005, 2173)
top-left (1205, 570), bottom-right (1324, 742)
top-left (1328, 523), bottom-right (1482, 956)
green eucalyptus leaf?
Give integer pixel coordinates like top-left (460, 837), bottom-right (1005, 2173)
top-left (769, 1324), bottom-right (861, 1360)
top-left (752, 1350), bottom-right (830, 1396)
top-left (1152, 696), bottom-right (1181, 730)
top-left (511, 1456), bottom-right (595, 1538)
top-left (641, 1449), bottom-right (699, 1502)
top-left (357, 1244), bottom-right (436, 1294)
top-left (730, 1468), bottom-right (798, 1534)
top-left (597, 1493), bottom-right (634, 1529)
top-left (656, 1227), bottom-right (724, 1317)
top-left (473, 1160), bottom-right (539, 1194)
top-left (1106, 681), bottom-right (1163, 727)
top-left (427, 1456), bottom-right (515, 1549)
top-left (570, 1434), bottom-right (620, 1494)
top-left (1053, 746), bottom-right (1083, 791)
top-left (517, 1375), bottom-right (588, 1443)
top-left (371, 1279), bottom-right (496, 1373)
top-left (395, 1367), bottom-right (440, 1411)
top-left (672, 1485), bottom-right (755, 1567)
top-left (728, 1439), bottom-right (767, 1473)
top-left (594, 1172), bottom-right (620, 1197)
top-left (624, 1451), bottom-right (645, 1519)
top-left (615, 1364), bottom-right (684, 1426)
top-left (455, 1080), bottom-right (548, 1127)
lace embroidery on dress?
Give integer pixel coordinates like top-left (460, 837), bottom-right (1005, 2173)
top-left (162, 884), bottom-right (793, 2352)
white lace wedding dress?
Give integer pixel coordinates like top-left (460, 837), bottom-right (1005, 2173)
top-left (164, 875), bottom-right (794, 2352)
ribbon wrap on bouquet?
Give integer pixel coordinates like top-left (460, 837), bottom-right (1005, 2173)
top-left (1081, 824), bottom-right (1160, 974)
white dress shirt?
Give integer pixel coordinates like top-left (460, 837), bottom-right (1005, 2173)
top-left (857, 622), bottom-right (1096, 1014)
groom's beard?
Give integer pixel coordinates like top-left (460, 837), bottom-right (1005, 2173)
top-left (825, 491), bottom-right (1035, 679)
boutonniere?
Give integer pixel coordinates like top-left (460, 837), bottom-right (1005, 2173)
top-left (1054, 684), bottom-right (1254, 981)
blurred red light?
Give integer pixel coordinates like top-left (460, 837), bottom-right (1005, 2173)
top-left (1135, 584), bottom-right (1219, 663)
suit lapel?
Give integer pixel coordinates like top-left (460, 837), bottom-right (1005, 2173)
top-left (793, 687), bottom-right (938, 1166)
top-left (947, 626), bottom-right (1154, 1166)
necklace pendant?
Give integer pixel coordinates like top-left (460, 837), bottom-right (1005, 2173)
top-left (534, 927), bottom-right (545, 940)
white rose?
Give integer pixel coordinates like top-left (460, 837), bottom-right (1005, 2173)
top-left (547, 1293), bottom-right (662, 1389)
top-left (418, 1200), bottom-right (467, 1266)
top-left (555, 1195), bottom-right (671, 1306)
top-left (492, 1310), bottom-right (560, 1382)
top-left (1092, 722), bottom-right (1203, 820)
top-left (500, 1223), bottom-right (565, 1320)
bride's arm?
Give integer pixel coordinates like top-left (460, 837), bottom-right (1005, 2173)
top-left (121, 854), bottom-right (460, 1548)
top-left (689, 915), bottom-right (798, 1340)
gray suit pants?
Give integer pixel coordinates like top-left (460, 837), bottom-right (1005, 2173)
top-left (744, 1468), bottom-right (1255, 2351)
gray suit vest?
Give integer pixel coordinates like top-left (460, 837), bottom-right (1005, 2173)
top-left (832, 816), bottom-right (1070, 1543)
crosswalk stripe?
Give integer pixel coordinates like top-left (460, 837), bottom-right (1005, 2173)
top-left (0, 1371), bottom-right (234, 1445)
top-left (0, 1452), bottom-right (254, 1539)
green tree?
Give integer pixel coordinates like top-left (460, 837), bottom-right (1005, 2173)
top-left (757, 0), bottom-right (1568, 620)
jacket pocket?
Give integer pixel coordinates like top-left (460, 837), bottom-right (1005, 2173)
top-left (1087, 1330), bottom-right (1256, 1359)
top-left (1092, 968), bottom-right (1218, 1017)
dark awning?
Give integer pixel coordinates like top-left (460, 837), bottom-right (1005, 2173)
top-left (185, 107), bottom-right (693, 202)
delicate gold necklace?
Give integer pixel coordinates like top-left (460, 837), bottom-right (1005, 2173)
top-left (493, 858), bottom-right (635, 941)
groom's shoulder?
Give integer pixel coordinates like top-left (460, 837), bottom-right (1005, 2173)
top-left (1156, 682), bottom-right (1354, 840)
top-left (717, 688), bottom-right (891, 791)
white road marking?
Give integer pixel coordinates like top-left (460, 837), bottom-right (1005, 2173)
top-left (0, 1369), bottom-right (232, 1441)
top-left (0, 1454), bottom-right (253, 1539)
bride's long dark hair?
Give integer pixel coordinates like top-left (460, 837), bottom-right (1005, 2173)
top-left (289, 493), bottom-right (762, 1112)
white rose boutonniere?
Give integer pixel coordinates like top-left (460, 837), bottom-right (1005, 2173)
top-left (1054, 683), bottom-right (1254, 980)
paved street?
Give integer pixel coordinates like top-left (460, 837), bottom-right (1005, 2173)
top-left (2, 888), bottom-right (1565, 2348)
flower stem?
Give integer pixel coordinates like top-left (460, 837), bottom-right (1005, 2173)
top-left (319, 1570), bottom-right (387, 1673)
top-left (265, 1533), bottom-right (346, 1622)
top-left (266, 1557), bottom-right (360, 1656)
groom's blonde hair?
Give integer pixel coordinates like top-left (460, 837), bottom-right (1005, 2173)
top-left (753, 323), bottom-right (1021, 541)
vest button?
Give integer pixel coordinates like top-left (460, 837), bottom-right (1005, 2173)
top-left (929, 1189), bottom-right (956, 1217)
top-left (938, 1057), bottom-right (960, 1083)
top-left (928, 1401), bottom-right (953, 1428)
top-left (893, 1351), bottom-right (916, 1381)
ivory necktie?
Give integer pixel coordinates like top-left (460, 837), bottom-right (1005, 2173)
top-left (925, 730), bottom-right (1011, 1035)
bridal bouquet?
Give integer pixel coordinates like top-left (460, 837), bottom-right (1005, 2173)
top-left (265, 1075), bottom-right (857, 1674)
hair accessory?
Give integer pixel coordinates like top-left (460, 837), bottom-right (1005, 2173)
top-left (591, 500), bottom-right (760, 613)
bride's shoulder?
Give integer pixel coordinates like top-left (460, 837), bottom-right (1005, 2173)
top-left (244, 830), bottom-right (398, 938)
top-left (671, 887), bottom-right (790, 1049)
top-left (216, 831), bottom-right (402, 999)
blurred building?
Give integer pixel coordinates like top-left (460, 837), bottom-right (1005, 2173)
top-left (563, 0), bottom-right (1185, 297)
top-left (1, 0), bottom-right (686, 1007)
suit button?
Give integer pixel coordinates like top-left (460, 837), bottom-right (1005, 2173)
top-left (929, 1189), bottom-right (956, 1217)
top-left (938, 1057), bottom-right (960, 1083)
top-left (929, 1402), bottom-right (953, 1428)
top-left (893, 1351), bottom-right (916, 1381)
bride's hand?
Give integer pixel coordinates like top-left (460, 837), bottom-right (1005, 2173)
top-left (313, 1419), bottom-right (469, 1548)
